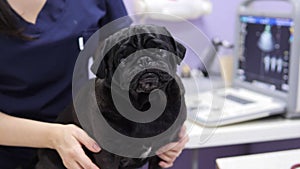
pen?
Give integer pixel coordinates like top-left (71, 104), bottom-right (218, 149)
top-left (78, 36), bottom-right (84, 51)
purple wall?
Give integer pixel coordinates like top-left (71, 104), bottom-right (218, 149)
top-left (123, 0), bottom-right (292, 71)
top-left (123, 0), bottom-right (293, 49)
top-left (122, 1), bottom-right (300, 169)
top-left (123, 0), bottom-right (244, 42)
top-left (193, 0), bottom-right (292, 42)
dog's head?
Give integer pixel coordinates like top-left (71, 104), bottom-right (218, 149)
top-left (92, 25), bottom-right (186, 93)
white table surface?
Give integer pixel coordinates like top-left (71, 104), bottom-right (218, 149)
top-left (182, 76), bottom-right (300, 149)
top-left (185, 116), bottom-right (300, 149)
top-left (216, 149), bottom-right (300, 169)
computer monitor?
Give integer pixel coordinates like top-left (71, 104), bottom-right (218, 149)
top-left (237, 16), bottom-right (293, 93)
top-left (234, 0), bottom-right (300, 118)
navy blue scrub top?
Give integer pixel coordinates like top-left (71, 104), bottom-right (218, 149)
top-left (0, 0), bottom-right (130, 168)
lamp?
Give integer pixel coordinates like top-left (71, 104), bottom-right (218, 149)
top-left (134, 0), bottom-right (212, 21)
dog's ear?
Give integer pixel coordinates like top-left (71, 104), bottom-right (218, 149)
top-left (92, 59), bottom-right (107, 79)
top-left (174, 40), bottom-right (186, 65)
top-left (159, 26), bottom-right (186, 65)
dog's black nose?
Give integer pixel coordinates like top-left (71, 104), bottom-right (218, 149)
top-left (136, 72), bottom-right (160, 93)
top-left (137, 56), bottom-right (153, 67)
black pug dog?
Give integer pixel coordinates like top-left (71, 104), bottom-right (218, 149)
top-left (36, 25), bottom-right (187, 169)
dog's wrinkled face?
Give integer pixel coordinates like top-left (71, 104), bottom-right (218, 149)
top-left (115, 41), bottom-right (178, 93)
top-left (92, 25), bottom-right (186, 94)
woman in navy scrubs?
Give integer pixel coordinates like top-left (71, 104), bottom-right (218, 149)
top-left (0, 0), bottom-right (189, 168)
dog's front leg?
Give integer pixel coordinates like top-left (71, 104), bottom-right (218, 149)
top-left (148, 156), bottom-right (163, 169)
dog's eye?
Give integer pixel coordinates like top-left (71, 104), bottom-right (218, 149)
top-left (159, 49), bottom-right (167, 58)
top-left (157, 49), bottom-right (164, 54)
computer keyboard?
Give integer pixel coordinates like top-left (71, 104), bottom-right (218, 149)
top-left (225, 94), bottom-right (254, 105)
top-left (186, 88), bottom-right (286, 126)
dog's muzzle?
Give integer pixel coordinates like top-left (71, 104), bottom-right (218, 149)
top-left (136, 72), bottom-right (160, 93)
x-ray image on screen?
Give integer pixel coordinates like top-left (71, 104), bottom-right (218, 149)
top-left (238, 16), bottom-right (293, 92)
top-left (258, 25), bottom-right (275, 52)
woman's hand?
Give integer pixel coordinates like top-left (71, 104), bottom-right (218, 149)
top-left (0, 112), bottom-right (100, 169)
top-left (156, 125), bottom-right (189, 168)
top-left (50, 124), bottom-right (101, 169)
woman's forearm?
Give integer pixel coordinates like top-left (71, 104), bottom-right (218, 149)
top-left (0, 112), bottom-right (58, 149)
top-left (0, 112), bottom-right (101, 168)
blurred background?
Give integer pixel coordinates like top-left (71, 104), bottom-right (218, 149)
top-left (121, 0), bottom-right (300, 169)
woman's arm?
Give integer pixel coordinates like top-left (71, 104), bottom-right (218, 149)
top-left (0, 111), bottom-right (57, 148)
top-left (0, 112), bottom-right (101, 169)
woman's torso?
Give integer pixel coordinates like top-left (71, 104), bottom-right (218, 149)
top-left (0, 0), bottom-right (129, 168)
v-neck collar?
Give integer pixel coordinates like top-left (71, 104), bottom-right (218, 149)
top-left (9, 0), bottom-right (67, 37)
top-left (7, 0), bottom-right (47, 24)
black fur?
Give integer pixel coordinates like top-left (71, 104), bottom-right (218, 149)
top-left (36, 25), bottom-right (187, 169)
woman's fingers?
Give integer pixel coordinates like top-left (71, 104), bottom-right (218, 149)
top-left (156, 125), bottom-right (189, 168)
top-left (157, 151), bottom-right (177, 163)
top-left (72, 126), bottom-right (101, 153)
top-left (60, 148), bottom-right (83, 169)
top-left (67, 162), bottom-right (83, 169)
top-left (59, 142), bottom-right (96, 169)
top-left (156, 135), bottom-right (189, 155)
top-left (159, 161), bottom-right (174, 168)
top-left (75, 147), bottom-right (100, 169)
top-left (179, 125), bottom-right (187, 138)
top-left (53, 124), bottom-right (101, 169)
top-left (173, 135), bottom-right (189, 153)
top-left (156, 142), bottom-right (177, 155)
